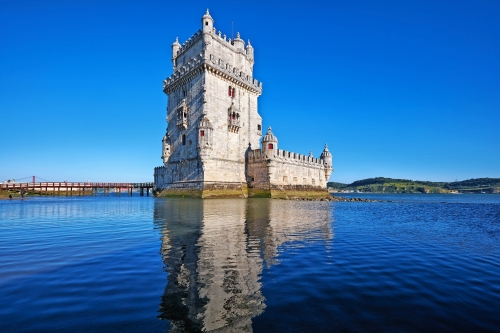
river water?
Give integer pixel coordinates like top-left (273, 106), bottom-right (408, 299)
top-left (0, 194), bottom-right (499, 332)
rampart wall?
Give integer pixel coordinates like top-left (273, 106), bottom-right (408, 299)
top-left (246, 149), bottom-right (330, 198)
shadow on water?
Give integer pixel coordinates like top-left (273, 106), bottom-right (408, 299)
top-left (153, 198), bottom-right (333, 332)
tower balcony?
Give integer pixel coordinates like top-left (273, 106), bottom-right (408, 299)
top-left (228, 118), bottom-right (241, 133)
top-left (177, 118), bottom-right (188, 130)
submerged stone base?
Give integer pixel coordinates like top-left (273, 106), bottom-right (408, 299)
top-left (248, 185), bottom-right (331, 200)
top-left (156, 182), bottom-right (248, 199)
top-left (156, 183), bottom-right (331, 200)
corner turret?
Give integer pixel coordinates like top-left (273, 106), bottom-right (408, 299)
top-left (171, 37), bottom-right (180, 69)
top-left (262, 127), bottom-right (278, 158)
top-left (162, 133), bottom-right (171, 166)
top-left (202, 9), bottom-right (214, 33)
top-left (320, 143), bottom-right (333, 180)
top-left (246, 39), bottom-right (254, 64)
top-left (233, 32), bottom-right (245, 50)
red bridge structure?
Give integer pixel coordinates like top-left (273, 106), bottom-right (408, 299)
top-left (1, 177), bottom-right (154, 196)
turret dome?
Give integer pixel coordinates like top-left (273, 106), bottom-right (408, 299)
top-left (320, 143), bottom-right (331, 158)
top-left (262, 127), bottom-right (278, 143)
top-left (233, 32), bottom-right (244, 50)
top-left (202, 9), bottom-right (213, 21)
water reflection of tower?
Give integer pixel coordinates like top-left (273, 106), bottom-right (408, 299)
top-left (154, 199), bottom-right (206, 332)
top-left (196, 200), bottom-right (265, 332)
top-left (154, 199), bottom-right (333, 332)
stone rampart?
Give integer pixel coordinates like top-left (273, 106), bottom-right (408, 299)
top-left (245, 148), bottom-right (331, 199)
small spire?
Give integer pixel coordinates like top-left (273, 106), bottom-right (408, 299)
top-left (309, 151), bottom-right (313, 157)
top-left (268, 126), bottom-right (272, 132)
top-left (324, 143), bottom-right (329, 149)
top-left (236, 32), bottom-right (240, 39)
top-left (203, 9), bottom-right (212, 20)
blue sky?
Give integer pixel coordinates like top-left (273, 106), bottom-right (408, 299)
top-left (1, 0), bottom-right (499, 183)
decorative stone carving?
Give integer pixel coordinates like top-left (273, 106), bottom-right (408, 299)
top-left (228, 101), bottom-right (241, 133)
top-left (176, 99), bottom-right (188, 130)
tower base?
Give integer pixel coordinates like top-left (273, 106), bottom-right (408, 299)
top-left (155, 182), bottom-right (249, 198)
top-left (248, 185), bottom-right (331, 200)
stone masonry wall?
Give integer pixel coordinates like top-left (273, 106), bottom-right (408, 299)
top-left (247, 149), bottom-right (329, 191)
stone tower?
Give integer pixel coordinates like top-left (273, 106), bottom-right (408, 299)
top-left (154, 10), bottom-right (333, 198)
top-left (155, 10), bottom-right (263, 197)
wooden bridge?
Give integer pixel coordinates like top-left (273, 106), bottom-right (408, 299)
top-left (0, 182), bottom-right (154, 196)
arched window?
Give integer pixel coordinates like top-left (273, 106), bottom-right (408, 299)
top-left (257, 124), bottom-right (261, 131)
top-left (200, 130), bottom-right (205, 137)
top-left (268, 143), bottom-right (273, 149)
top-left (182, 134), bottom-right (186, 145)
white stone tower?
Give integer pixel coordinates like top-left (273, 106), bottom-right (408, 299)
top-left (155, 9), bottom-right (264, 196)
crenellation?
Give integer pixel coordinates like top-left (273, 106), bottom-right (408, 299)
top-left (174, 30), bottom-right (203, 60)
top-left (163, 52), bottom-right (261, 95)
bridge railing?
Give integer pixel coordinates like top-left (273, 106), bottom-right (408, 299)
top-left (0, 182), bottom-right (154, 190)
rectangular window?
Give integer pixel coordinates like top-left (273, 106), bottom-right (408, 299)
top-left (228, 86), bottom-right (231, 96)
top-left (232, 88), bottom-right (235, 98)
top-left (257, 124), bottom-right (261, 131)
top-left (200, 130), bottom-right (204, 137)
top-left (283, 176), bottom-right (288, 182)
top-left (268, 143), bottom-right (273, 149)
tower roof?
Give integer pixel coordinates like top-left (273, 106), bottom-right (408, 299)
top-left (262, 127), bottom-right (278, 143)
top-left (202, 9), bottom-right (213, 21)
top-left (321, 143), bottom-right (331, 157)
top-left (172, 37), bottom-right (180, 47)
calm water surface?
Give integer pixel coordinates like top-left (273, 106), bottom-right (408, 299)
top-left (0, 194), bottom-right (499, 332)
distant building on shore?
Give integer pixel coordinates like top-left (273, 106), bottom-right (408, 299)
top-left (154, 10), bottom-right (333, 198)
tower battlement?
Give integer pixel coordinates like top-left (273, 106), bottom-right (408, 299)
top-left (163, 53), bottom-right (262, 95)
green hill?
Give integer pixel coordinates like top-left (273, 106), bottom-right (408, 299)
top-left (328, 177), bottom-right (500, 194)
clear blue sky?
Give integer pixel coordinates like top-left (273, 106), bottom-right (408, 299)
top-left (1, 0), bottom-right (499, 183)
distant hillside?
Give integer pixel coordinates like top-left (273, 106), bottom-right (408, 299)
top-left (328, 177), bottom-right (500, 194)
top-left (443, 178), bottom-right (500, 190)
